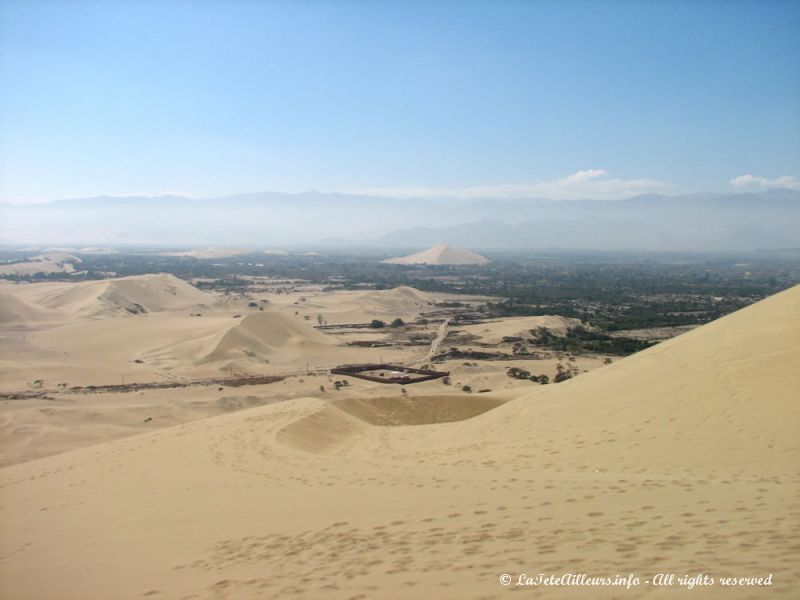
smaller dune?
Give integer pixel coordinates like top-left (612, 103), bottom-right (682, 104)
top-left (355, 286), bottom-right (434, 313)
top-left (277, 395), bottom-right (506, 455)
top-left (214, 395), bottom-right (281, 412)
top-left (0, 292), bottom-right (58, 323)
top-left (204, 311), bottom-right (334, 363)
top-left (460, 314), bottom-right (584, 343)
top-left (276, 403), bottom-right (368, 453)
top-left (0, 252), bottom-right (81, 276)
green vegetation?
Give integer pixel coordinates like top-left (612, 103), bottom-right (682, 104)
top-left (506, 367), bottom-right (550, 384)
top-left (5, 248), bottom-right (798, 337)
top-left (530, 326), bottom-right (654, 356)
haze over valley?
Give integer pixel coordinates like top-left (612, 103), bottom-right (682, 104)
top-left (3, 188), bottom-right (799, 251)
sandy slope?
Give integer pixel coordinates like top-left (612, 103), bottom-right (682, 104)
top-left (1, 286), bottom-right (798, 599)
top-left (203, 311), bottom-right (335, 365)
top-left (0, 291), bottom-right (60, 323)
top-left (272, 285), bottom-right (439, 326)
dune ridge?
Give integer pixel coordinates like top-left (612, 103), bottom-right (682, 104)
top-left (0, 291), bottom-right (59, 323)
top-left (5, 273), bottom-right (211, 319)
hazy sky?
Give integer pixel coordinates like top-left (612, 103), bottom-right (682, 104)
top-left (1, 0), bottom-right (799, 203)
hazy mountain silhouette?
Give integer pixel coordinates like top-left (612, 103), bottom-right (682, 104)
top-left (1, 189), bottom-right (798, 251)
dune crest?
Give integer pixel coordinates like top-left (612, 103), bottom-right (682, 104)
top-left (203, 311), bottom-right (335, 363)
top-left (10, 273), bottom-right (211, 318)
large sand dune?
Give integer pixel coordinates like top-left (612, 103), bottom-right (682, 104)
top-left (0, 286), bottom-right (798, 599)
top-left (442, 283), bottom-right (800, 472)
top-left (4, 273), bottom-right (212, 319)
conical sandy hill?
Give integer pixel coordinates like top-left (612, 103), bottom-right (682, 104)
top-left (383, 243), bottom-right (490, 265)
top-left (203, 311), bottom-right (335, 363)
top-left (1, 286), bottom-right (798, 599)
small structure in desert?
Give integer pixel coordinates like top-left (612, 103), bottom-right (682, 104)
top-left (331, 363), bottom-right (449, 385)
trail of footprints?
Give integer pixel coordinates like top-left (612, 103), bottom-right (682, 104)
top-left (164, 482), bottom-right (800, 599)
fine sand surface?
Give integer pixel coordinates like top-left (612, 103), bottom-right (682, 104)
top-left (0, 284), bottom-right (797, 598)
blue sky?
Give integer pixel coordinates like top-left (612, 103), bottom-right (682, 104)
top-left (1, 0), bottom-right (798, 203)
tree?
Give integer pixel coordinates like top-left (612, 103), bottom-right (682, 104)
top-left (391, 318), bottom-right (405, 327)
top-left (370, 319), bottom-right (385, 328)
top-left (554, 371), bottom-right (572, 383)
top-left (507, 367), bottom-right (531, 380)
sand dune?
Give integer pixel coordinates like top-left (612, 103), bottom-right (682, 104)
top-left (204, 311), bottom-right (335, 363)
top-left (460, 314), bottom-right (584, 343)
top-left (0, 291), bottom-right (59, 323)
top-left (11, 273), bottom-right (212, 318)
top-left (355, 285), bottom-right (433, 313)
top-left (441, 283), bottom-right (800, 472)
top-left (383, 243), bottom-right (490, 265)
top-left (285, 285), bottom-right (437, 325)
top-left (0, 286), bottom-right (798, 599)
top-left (0, 252), bottom-right (81, 276)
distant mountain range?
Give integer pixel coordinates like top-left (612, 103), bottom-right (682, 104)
top-left (1, 189), bottom-right (798, 252)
